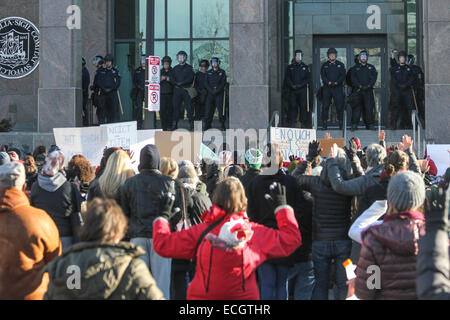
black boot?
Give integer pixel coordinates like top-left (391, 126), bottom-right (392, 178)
top-left (220, 121), bottom-right (226, 131)
top-left (351, 124), bottom-right (357, 132)
top-left (322, 121), bottom-right (328, 130)
top-left (339, 121), bottom-right (343, 130)
top-left (189, 120), bottom-right (194, 131)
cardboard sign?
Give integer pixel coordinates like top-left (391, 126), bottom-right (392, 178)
top-left (100, 121), bottom-right (137, 150)
top-left (148, 56), bottom-right (161, 84)
top-left (53, 126), bottom-right (108, 167)
top-left (155, 131), bottom-right (203, 163)
top-left (148, 84), bottom-right (160, 112)
top-left (426, 144), bottom-right (450, 176)
top-left (270, 127), bottom-right (316, 160)
top-left (318, 138), bottom-right (345, 157)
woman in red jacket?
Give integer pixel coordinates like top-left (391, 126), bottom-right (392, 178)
top-left (153, 178), bottom-right (302, 300)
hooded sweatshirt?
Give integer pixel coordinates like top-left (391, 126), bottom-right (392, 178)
top-left (44, 242), bottom-right (164, 300)
top-left (30, 173), bottom-right (83, 238)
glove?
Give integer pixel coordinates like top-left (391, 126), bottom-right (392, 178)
top-left (158, 192), bottom-right (180, 221)
top-left (307, 141), bottom-right (322, 162)
top-left (344, 139), bottom-right (358, 161)
top-left (424, 187), bottom-right (449, 231)
top-left (264, 182), bottom-right (287, 212)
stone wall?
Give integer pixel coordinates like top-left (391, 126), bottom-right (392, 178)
top-left (0, 0), bottom-right (40, 131)
top-left (423, 0), bottom-right (450, 144)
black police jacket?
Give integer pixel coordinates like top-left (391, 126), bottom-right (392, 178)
top-left (160, 68), bottom-right (174, 95)
top-left (321, 60), bottom-right (346, 87)
top-left (82, 67), bottom-right (90, 95)
top-left (195, 71), bottom-right (208, 91)
top-left (170, 63), bottom-right (195, 88)
top-left (391, 64), bottom-right (415, 90)
top-left (346, 65), bottom-right (358, 89)
top-left (285, 62), bottom-right (311, 91)
top-left (94, 67), bottom-right (121, 93)
top-left (133, 67), bottom-right (146, 90)
top-left (206, 68), bottom-right (227, 95)
top-left (351, 63), bottom-right (378, 89)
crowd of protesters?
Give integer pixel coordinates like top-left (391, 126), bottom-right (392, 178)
top-left (0, 131), bottom-right (448, 300)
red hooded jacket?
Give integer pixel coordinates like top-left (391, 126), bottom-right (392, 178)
top-left (153, 205), bottom-right (301, 300)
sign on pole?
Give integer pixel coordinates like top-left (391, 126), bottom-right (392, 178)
top-left (147, 56), bottom-right (161, 112)
top-left (270, 127), bottom-right (316, 160)
top-left (100, 121), bottom-right (138, 150)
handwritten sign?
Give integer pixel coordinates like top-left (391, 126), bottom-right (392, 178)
top-left (53, 126), bottom-right (107, 166)
top-left (426, 144), bottom-right (450, 176)
top-left (271, 127), bottom-right (316, 160)
top-left (100, 121), bottom-right (137, 150)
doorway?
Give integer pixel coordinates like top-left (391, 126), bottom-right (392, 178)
top-left (313, 36), bottom-right (388, 128)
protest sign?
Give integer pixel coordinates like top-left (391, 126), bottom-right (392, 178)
top-left (155, 131), bottom-right (202, 163)
top-left (53, 126), bottom-right (107, 167)
top-left (129, 130), bottom-right (162, 172)
top-left (318, 138), bottom-right (345, 157)
top-left (270, 127), bottom-right (316, 160)
top-left (100, 121), bottom-right (137, 150)
top-left (426, 144), bottom-right (450, 176)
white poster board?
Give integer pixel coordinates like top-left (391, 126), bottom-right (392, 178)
top-left (53, 126), bottom-right (108, 167)
top-left (426, 144), bottom-right (450, 176)
top-left (100, 121), bottom-right (137, 150)
top-left (270, 127), bottom-right (316, 160)
top-left (130, 129), bottom-right (163, 172)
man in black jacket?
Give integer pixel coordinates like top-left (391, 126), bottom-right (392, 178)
top-left (160, 56), bottom-right (174, 131)
top-left (246, 149), bottom-right (308, 300)
top-left (240, 148), bottom-right (263, 193)
top-left (82, 57), bottom-right (90, 127)
top-left (204, 57), bottom-right (227, 131)
top-left (133, 55), bottom-right (146, 130)
top-left (285, 50), bottom-right (311, 128)
top-left (170, 51), bottom-right (195, 130)
top-left (194, 60), bottom-right (209, 122)
top-left (120, 144), bottom-right (179, 300)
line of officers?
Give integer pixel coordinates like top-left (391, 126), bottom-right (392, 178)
top-left (283, 48), bottom-right (425, 131)
top-left (82, 51), bottom-right (228, 131)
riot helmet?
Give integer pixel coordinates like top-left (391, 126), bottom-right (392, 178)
top-left (359, 50), bottom-right (368, 64)
top-left (327, 48), bottom-right (337, 61)
top-left (407, 54), bottom-right (415, 65)
top-left (177, 51), bottom-right (188, 64)
top-left (211, 57), bottom-right (220, 69)
top-left (398, 51), bottom-right (407, 65)
top-left (294, 50), bottom-right (303, 63)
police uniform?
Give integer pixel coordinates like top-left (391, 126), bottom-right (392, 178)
top-left (160, 67), bottom-right (174, 131)
top-left (170, 63), bottom-right (195, 129)
top-left (284, 61), bottom-right (311, 128)
top-left (320, 60), bottom-right (347, 127)
top-left (82, 62), bottom-right (90, 126)
top-left (94, 66), bottom-right (121, 124)
top-left (390, 64), bottom-right (415, 129)
top-left (351, 63), bottom-right (378, 129)
top-left (410, 64), bottom-right (425, 127)
top-left (133, 66), bottom-right (146, 129)
top-left (205, 67), bottom-right (227, 130)
top-left (194, 70), bottom-right (209, 121)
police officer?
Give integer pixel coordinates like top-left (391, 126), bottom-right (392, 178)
top-left (390, 51), bottom-right (416, 129)
top-left (194, 59), bottom-right (210, 122)
top-left (284, 50), bottom-right (311, 128)
top-left (204, 57), bottom-right (227, 131)
top-left (133, 55), bottom-right (146, 129)
top-left (160, 56), bottom-right (174, 131)
top-left (346, 55), bottom-right (363, 128)
top-left (170, 51), bottom-right (195, 131)
top-left (407, 54), bottom-right (425, 127)
top-left (94, 54), bottom-right (121, 124)
top-left (351, 51), bottom-right (378, 131)
top-left (82, 57), bottom-right (90, 127)
top-left (321, 48), bottom-right (346, 130)
top-left (91, 56), bottom-right (105, 124)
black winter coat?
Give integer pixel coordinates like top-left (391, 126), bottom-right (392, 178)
top-left (120, 169), bottom-right (179, 239)
top-left (246, 169), bottom-right (311, 265)
top-left (239, 168), bottom-right (262, 193)
top-left (292, 167), bottom-right (352, 241)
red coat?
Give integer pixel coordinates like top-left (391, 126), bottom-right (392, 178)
top-left (153, 205), bottom-right (301, 300)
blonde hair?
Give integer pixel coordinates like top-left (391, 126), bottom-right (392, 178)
top-left (160, 157), bottom-right (179, 179)
top-left (98, 150), bottom-right (133, 199)
top-left (212, 177), bottom-right (248, 214)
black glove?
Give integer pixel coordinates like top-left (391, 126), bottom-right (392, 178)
top-left (344, 139), bottom-right (358, 160)
top-left (424, 187), bottom-right (449, 231)
top-left (307, 141), bottom-right (322, 162)
top-left (158, 192), bottom-right (180, 221)
top-left (264, 182), bottom-right (287, 212)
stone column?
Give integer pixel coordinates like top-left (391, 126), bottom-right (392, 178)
top-left (229, 0), bottom-right (280, 130)
top-left (38, 0), bottom-right (83, 133)
top-left (423, 0), bottom-right (450, 144)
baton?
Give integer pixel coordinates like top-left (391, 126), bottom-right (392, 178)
top-left (411, 86), bottom-right (419, 114)
top-left (116, 90), bottom-right (124, 116)
top-left (222, 89), bottom-right (226, 117)
top-left (307, 84), bottom-right (310, 113)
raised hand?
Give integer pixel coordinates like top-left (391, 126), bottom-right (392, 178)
top-left (264, 182), bottom-right (287, 212)
top-left (327, 143), bottom-right (339, 159)
top-left (378, 130), bottom-right (386, 142)
top-left (158, 192), bottom-right (180, 221)
top-left (398, 135), bottom-right (413, 151)
top-left (307, 141), bottom-right (323, 162)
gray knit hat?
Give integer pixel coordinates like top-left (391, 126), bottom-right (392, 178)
top-left (0, 162), bottom-right (26, 188)
top-left (0, 152), bottom-right (11, 166)
top-left (387, 171), bottom-right (425, 212)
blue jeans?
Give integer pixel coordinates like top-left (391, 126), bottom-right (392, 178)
top-left (257, 262), bottom-right (289, 300)
top-left (312, 240), bottom-right (352, 300)
top-left (131, 237), bottom-right (172, 300)
top-left (287, 261), bottom-right (315, 300)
